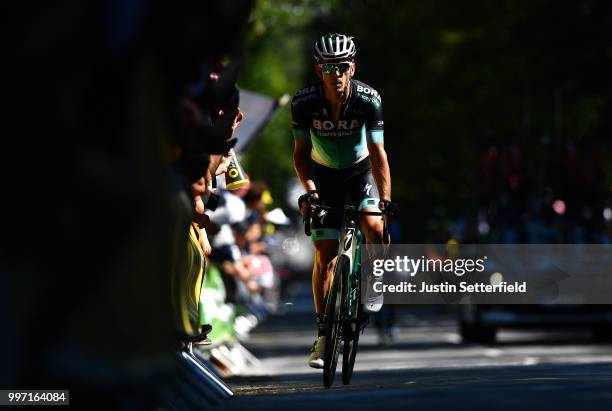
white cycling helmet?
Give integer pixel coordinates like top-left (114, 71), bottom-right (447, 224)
top-left (313, 33), bottom-right (356, 62)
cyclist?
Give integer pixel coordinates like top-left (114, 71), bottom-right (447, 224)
top-left (292, 33), bottom-right (393, 368)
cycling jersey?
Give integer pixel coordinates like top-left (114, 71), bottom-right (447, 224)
top-left (291, 79), bottom-right (384, 169)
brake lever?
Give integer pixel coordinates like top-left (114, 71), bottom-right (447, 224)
top-left (304, 200), bottom-right (312, 237)
top-left (382, 213), bottom-right (391, 246)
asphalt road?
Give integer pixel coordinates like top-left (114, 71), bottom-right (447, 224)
top-left (220, 301), bottom-right (612, 411)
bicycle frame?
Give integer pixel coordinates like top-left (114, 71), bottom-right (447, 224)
top-left (337, 204), bottom-right (360, 290)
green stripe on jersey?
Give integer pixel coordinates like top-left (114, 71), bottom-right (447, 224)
top-left (311, 125), bottom-right (368, 168)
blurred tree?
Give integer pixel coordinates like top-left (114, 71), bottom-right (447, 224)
top-left (241, 0), bottom-right (612, 239)
top-left (320, 0), bottom-right (612, 240)
top-left (239, 0), bottom-right (339, 209)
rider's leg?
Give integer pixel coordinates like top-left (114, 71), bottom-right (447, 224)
top-left (360, 212), bottom-right (384, 245)
top-left (307, 161), bottom-right (343, 367)
top-left (360, 210), bottom-right (386, 313)
top-left (312, 239), bottom-right (339, 315)
top-left (360, 210), bottom-right (386, 268)
top-left (308, 238), bottom-right (338, 368)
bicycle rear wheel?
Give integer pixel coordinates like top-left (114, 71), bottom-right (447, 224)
top-left (323, 255), bottom-right (347, 388)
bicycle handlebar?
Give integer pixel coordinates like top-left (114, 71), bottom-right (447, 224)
top-left (303, 201), bottom-right (390, 243)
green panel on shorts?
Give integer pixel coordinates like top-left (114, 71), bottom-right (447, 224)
top-left (359, 197), bottom-right (380, 210)
top-left (311, 228), bottom-right (340, 241)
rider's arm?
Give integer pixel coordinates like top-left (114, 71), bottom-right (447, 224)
top-left (365, 89), bottom-right (391, 201)
top-left (294, 139), bottom-right (316, 192)
top-left (368, 141), bottom-right (391, 201)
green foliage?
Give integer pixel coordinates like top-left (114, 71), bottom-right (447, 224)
top-left (239, 0), bottom-right (338, 207)
top-left (327, 0), bottom-right (612, 239)
top-left (240, 0), bottom-right (612, 237)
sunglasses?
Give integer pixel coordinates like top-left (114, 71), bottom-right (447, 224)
top-left (319, 62), bottom-right (352, 74)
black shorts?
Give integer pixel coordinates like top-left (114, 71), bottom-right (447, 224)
top-left (310, 157), bottom-right (380, 241)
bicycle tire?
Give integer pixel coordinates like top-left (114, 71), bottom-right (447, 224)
top-left (342, 265), bottom-right (361, 385)
top-left (342, 310), bottom-right (360, 384)
top-left (323, 255), bottom-right (347, 388)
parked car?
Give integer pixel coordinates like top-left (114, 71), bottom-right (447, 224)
top-left (458, 304), bottom-right (612, 344)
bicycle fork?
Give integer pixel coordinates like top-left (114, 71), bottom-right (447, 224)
top-left (338, 205), bottom-right (361, 340)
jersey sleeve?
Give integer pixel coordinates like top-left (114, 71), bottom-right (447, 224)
top-left (291, 90), bottom-right (311, 142)
top-left (365, 92), bottom-right (384, 144)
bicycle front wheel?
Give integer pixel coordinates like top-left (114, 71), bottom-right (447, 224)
top-left (342, 268), bottom-right (361, 385)
top-left (323, 255), bottom-right (348, 388)
top-left (342, 310), bottom-right (360, 385)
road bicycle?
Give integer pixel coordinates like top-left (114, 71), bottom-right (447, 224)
top-left (303, 199), bottom-right (389, 388)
